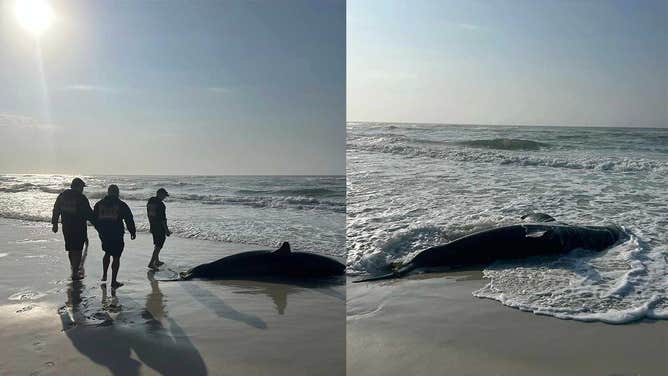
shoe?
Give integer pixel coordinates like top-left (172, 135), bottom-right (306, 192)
top-left (111, 281), bottom-right (124, 289)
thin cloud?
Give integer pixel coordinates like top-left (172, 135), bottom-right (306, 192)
top-left (458, 23), bottom-right (483, 31)
top-left (207, 87), bottom-right (232, 94)
top-left (0, 113), bottom-right (57, 130)
top-left (61, 84), bottom-right (119, 93)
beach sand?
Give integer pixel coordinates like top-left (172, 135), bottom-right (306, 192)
top-left (347, 271), bottom-right (668, 376)
top-left (0, 218), bottom-right (345, 375)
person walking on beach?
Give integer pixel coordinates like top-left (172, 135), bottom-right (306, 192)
top-left (93, 184), bottom-right (136, 288)
top-left (51, 177), bottom-right (94, 280)
top-left (147, 188), bottom-right (171, 270)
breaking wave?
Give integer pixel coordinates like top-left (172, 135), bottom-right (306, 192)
top-left (0, 183), bottom-right (344, 213)
top-left (349, 135), bottom-right (667, 172)
top-left (457, 138), bottom-right (549, 151)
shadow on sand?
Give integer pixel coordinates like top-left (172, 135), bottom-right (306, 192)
top-left (59, 276), bottom-right (208, 376)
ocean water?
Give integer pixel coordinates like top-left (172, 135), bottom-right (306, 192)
top-left (0, 175), bottom-right (345, 258)
top-left (347, 122), bottom-right (668, 324)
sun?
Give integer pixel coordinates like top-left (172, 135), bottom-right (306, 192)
top-left (15, 0), bottom-right (54, 37)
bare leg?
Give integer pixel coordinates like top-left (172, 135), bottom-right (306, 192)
top-left (68, 250), bottom-right (82, 280)
top-left (111, 256), bottom-right (123, 288)
top-left (102, 253), bottom-right (110, 282)
top-left (148, 245), bottom-right (162, 269)
top-left (79, 240), bottom-right (88, 278)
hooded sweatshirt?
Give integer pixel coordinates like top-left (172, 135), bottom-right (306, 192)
top-left (93, 195), bottom-right (136, 238)
top-left (52, 189), bottom-right (94, 232)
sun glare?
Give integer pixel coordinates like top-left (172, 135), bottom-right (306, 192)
top-left (15, 0), bottom-right (54, 37)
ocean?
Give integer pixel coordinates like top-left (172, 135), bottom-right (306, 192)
top-left (0, 175), bottom-right (345, 258)
top-left (347, 122), bottom-right (667, 323)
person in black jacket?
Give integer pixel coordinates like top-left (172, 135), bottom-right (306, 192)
top-left (93, 184), bottom-right (136, 288)
top-left (52, 177), bottom-right (95, 280)
top-left (147, 188), bottom-right (171, 270)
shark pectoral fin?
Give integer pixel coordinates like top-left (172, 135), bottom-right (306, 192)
top-left (526, 229), bottom-right (548, 238)
top-left (354, 263), bottom-right (416, 283)
top-left (353, 272), bottom-right (398, 283)
top-left (272, 242), bottom-right (291, 256)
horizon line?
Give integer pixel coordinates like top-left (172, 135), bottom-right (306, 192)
top-left (346, 120), bottom-right (667, 129)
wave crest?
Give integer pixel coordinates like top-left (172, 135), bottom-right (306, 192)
top-left (349, 136), bottom-right (667, 172)
top-left (457, 138), bottom-right (549, 151)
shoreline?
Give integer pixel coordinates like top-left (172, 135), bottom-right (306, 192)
top-left (0, 218), bottom-right (345, 375)
top-left (347, 271), bottom-right (668, 375)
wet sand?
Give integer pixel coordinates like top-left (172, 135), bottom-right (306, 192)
top-left (348, 271), bottom-right (668, 376)
top-left (0, 219), bottom-right (344, 375)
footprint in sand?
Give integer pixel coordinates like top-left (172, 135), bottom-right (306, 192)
top-left (32, 338), bottom-right (45, 352)
top-left (16, 304), bottom-right (35, 313)
top-left (29, 361), bottom-right (55, 376)
top-left (9, 290), bottom-right (47, 301)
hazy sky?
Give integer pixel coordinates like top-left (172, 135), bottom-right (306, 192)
top-left (0, 0), bottom-right (345, 175)
top-left (348, 0), bottom-right (667, 127)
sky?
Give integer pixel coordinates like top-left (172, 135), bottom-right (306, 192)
top-left (348, 0), bottom-right (668, 127)
top-left (0, 0), bottom-right (345, 175)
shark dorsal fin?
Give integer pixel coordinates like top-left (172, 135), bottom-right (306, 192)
top-left (273, 242), bottom-right (291, 256)
top-left (521, 213), bottom-right (556, 223)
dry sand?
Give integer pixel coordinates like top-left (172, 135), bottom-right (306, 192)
top-left (348, 271), bottom-right (668, 376)
top-left (0, 219), bottom-right (344, 375)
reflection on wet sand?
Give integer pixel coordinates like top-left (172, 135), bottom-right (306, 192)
top-left (59, 276), bottom-right (207, 375)
top-left (211, 278), bottom-right (346, 315)
top-left (144, 271), bottom-right (166, 321)
top-left (179, 282), bottom-right (268, 329)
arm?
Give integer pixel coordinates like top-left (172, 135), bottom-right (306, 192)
top-left (162, 220), bottom-right (171, 236)
top-left (124, 203), bottom-right (137, 239)
top-left (83, 196), bottom-right (96, 227)
top-left (92, 203), bottom-right (100, 231)
top-left (161, 203), bottom-right (171, 236)
top-left (51, 194), bottom-right (61, 233)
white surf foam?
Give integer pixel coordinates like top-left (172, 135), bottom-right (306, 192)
top-left (473, 235), bottom-right (668, 324)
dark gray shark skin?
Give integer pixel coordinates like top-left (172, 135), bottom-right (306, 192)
top-left (355, 216), bottom-right (628, 283)
top-left (180, 242), bottom-right (345, 280)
